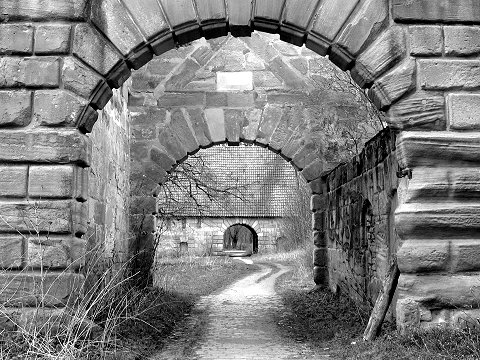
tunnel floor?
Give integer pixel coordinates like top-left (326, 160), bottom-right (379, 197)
top-left (150, 262), bottom-right (332, 360)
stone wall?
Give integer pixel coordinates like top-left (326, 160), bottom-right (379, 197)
top-left (4, 0), bottom-right (480, 330)
top-left (87, 81), bottom-right (131, 271)
top-left (314, 129), bottom-right (400, 308)
top-left (128, 32), bottom-right (383, 241)
top-left (156, 217), bottom-right (282, 256)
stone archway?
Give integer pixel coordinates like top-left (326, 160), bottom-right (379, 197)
top-left (1, 0), bottom-right (480, 330)
top-left (223, 224), bottom-right (259, 254)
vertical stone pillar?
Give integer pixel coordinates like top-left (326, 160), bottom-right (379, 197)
top-left (310, 177), bottom-right (328, 286)
top-left (0, 129), bottom-right (91, 315)
top-left (395, 131), bottom-right (480, 330)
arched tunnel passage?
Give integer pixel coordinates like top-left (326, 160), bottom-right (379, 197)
top-left (153, 142), bottom-right (311, 257)
top-left (1, 0), bottom-right (480, 341)
top-left (223, 224), bottom-right (259, 255)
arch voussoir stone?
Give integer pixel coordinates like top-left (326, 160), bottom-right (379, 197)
top-left (90, 0), bottom-right (144, 56)
top-left (351, 26), bottom-right (407, 89)
top-left (72, 23), bottom-right (123, 77)
top-left (369, 58), bottom-right (416, 111)
top-left (280, 0), bottom-right (319, 46)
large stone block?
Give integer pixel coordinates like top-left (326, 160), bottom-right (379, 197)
top-left (0, 200), bottom-right (79, 235)
top-left (0, 57), bottom-right (60, 88)
top-left (398, 273), bottom-right (480, 308)
top-left (313, 247), bottom-right (328, 267)
top-left (195, 0), bottom-right (227, 32)
top-left (122, 0), bottom-right (169, 39)
top-left (169, 109), bottom-right (199, 154)
top-left (0, 129), bottom-right (91, 166)
top-left (166, 58), bottom-right (201, 91)
top-left (0, 236), bottom-right (24, 269)
top-left (0, 90), bottom-right (32, 127)
top-left (450, 239), bottom-right (480, 273)
top-left (313, 231), bottom-right (326, 247)
top-left (396, 298), bottom-right (420, 332)
top-left (255, 104), bottom-right (283, 145)
top-left (393, 0), bottom-right (480, 24)
top-left (352, 26), bottom-right (407, 88)
top-left (282, 0), bottom-right (318, 31)
top-left (157, 93), bottom-right (205, 107)
top-left (448, 94), bottom-right (480, 130)
top-left (62, 57), bottom-right (103, 99)
top-left (445, 26), bottom-right (480, 56)
top-left (335, 0), bottom-right (388, 57)
top-left (396, 131), bottom-right (480, 168)
top-left (409, 25), bottom-right (443, 56)
top-left (397, 239), bottom-right (450, 273)
top-left (26, 236), bottom-right (85, 270)
top-left (0, 0), bottom-right (88, 20)
top-left (269, 106), bottom-right (303, 151)
top-left (0, 166), bottom-right (28, 198)
top-left (396, 202), bottom-right (480, 239)
top-left (160, 0), bottom-right (197, 28)
top-left (312, 211), bottom-right (325, 231)
top-left (387, 93), bottom-right (445, 130)
top-left (35, 24), bottom-right (71, 54)
top-left (90, 0), bottom-right (144, 55)
top-left (158, 127), bottom-right (188, 160)
top-left (269, 57), bottom-right (304, 89)
top-left (226, 93), bottom-right (255, 108)
top-left (226, 0), bottom-right (252, 34)
top-left (240, 109), bottom-right (262, 142)
top-left (34, 90), bottom-right (87, 127)
top-left (204, 108), bottom-right (226, 143)
top-left (28, 165), bottom-right (75, 199)
top-left (311, 194), bottom-right (327, 211)
top-left (307, 0), bottom-right (359, 55)
top-left (186, 108), bottom-right (212, 147)
top-left (224, 109), bottom-right (245, 144)
top-left (313, 265), bottom-right (328, 285)
top-left (0, 24), bottom-right (33, 54)
top-left (369, 59), bottom-right (416, 110)
top-left (252, 0), bottom-right (283, 34)
top-left (73, 24), bottom-right (121, 76)
top-left (419, 59), bottom-right (480, 90)
top-left (292, 143), bottom-right (318, 170)
top-left (0, 272), bottom-right (84, 307)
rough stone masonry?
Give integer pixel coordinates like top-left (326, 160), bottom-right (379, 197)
top-left (1, 0), bottom-right (480, 331)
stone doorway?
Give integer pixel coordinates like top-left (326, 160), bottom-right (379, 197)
top-left (223, 224), bottom-right (258, 254)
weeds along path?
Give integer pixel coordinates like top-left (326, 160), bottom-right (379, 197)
top-left (150, 262), bottom-right (331, 360)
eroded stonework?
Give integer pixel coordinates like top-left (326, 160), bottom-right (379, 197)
top-left (1, 0), bottom-right (480, 330)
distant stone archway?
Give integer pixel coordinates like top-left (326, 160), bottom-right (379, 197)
top-left (2, 0), bottom-right (480, 331)
top-left (223, 224), bottom-right (259, 254)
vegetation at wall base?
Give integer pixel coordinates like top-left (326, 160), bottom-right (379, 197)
top-left (274, 254), bottom-right (480, 360)
top-left (0, 253), bottom-right (257, 360)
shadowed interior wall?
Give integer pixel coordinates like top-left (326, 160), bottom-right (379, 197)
top-left (316, 129), bottom-right (400, 310)
top-left (87, 81), bottom-right (131, 273)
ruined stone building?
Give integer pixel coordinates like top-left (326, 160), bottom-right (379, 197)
top-left (2, 0), bottom-right (480, 332)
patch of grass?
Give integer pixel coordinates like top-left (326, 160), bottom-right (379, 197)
top-left (274, 250), bottom-right (480, 360)
top-left (275, 269), bottom-right (370, 346)
top-left (154, 255), bottom-right (258, 297)
top-left (115, 255), bottom-right (259, 358)
top-left (0, 254), bottom-right (257, 360)
top-left (333, 327), bottom-right (480, 360)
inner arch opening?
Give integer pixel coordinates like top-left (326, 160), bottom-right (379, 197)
top-left (223, 224), bottom-right (258, 255)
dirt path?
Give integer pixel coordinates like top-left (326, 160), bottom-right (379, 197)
top-left (150, 262), bottom-right (331, 360)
